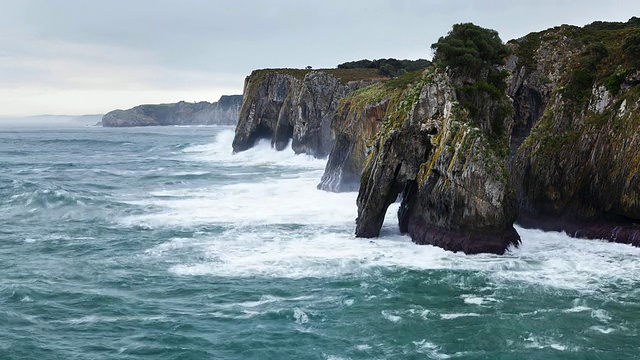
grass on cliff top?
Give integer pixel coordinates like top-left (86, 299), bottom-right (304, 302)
top-left (248, 68), bottom-right (387, 84)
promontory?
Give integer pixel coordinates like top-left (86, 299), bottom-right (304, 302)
top-left (102, 95), bottom-right (242, 127)
top-left (232, 18), bottom-right (640, 254)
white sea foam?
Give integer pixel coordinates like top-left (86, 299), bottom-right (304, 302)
top-left (461, 295), bottom-right (500, 306)
top-left (65, 315), bottom-right (167, 325)
top-left (135, 131), bottom-right (640, 298)
top-left (589, 326), bottom-right (616, 334)
top-left (413, 340), bottom-right (451, 359)
top-left (564, 306), bottom-right (592, 313)
top-left (591, 309), bottom-right (612, 322)
top-left (125, 173), bottom-right (356, 227)
top-left (440, 313), bottom-right (482, 320)
top-left (182, 130), bottom-right (325, 170)
top-left (523, 336), bottom-right (576, 351)
top-left (293, 307), bottom-right (309, 324)
top-left (381, 310), bottom-right (402, 323)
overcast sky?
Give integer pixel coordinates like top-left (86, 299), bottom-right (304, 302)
top-left (1, 0), bottom-right (639, 116)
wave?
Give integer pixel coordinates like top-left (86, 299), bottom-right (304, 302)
top-left (151, 220), bottom-right (640, 299)
top-left (182, 130), bottom-right (326, 170)
top-left (121, 128), bottom-right (640, 298)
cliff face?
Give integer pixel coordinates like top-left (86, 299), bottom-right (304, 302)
top-left (102, 95), bottom-right (242, 127)
top-left (318, 83), bottom-right (396, 191)
top-left (232, 68), bottom-right (382, 157)
top-left (507, 21), bottom-right (640, 245)
top-left (315, 19), bottom-right (640, 253)
top-left (232, 19), bottom-right (640, 254)
top-left (348, 70), bottom-right (519, 254)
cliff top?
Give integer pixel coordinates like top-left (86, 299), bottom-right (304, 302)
top-left (509, 17), bottom-right (640, 87)
top-left (247, 68), bottom-right (388, 85)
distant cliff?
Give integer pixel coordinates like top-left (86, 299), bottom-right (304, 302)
top-left (102, 95), bottom-right (242, 127)
top-left (232, 68), bottom-right (385, 158)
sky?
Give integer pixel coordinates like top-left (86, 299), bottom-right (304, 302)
top-left (1, 0), bottom-right (639, 117)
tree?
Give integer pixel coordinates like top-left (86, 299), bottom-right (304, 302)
top-left (431, 23), bottom-right (508, 78)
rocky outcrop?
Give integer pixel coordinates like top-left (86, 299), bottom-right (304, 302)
top-left (318, 83), bottom-right (396, 191)
top-left (232, 19), bottom-right (640, 254)
top-left (102, 95), bottom-right (242, 127)
top-left (350, 70), bottom-right (520, 254)
top-left (507, 21), bottom-right (640, 246)
top-left (314, 19), bottom-right (640, 253)
top-left (232, 68), bottom-right (382, 157)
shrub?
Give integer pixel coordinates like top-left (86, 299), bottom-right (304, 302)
top-left (431, 23), bottom-right (509, 76)
top-left (622, 31), bottom-right (640, 66)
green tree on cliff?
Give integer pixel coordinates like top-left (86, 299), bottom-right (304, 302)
top-left (431, 23), bottom-right (508, 78)
top-left (432, 23), bottom-right (512, 144)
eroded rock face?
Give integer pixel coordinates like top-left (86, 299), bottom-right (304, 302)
top-left (507, 24), bottom-right (640, 246)
top-left (354, 70), bottom-right (520, 254)
top-left (102, 96), bottom-right (242, 127)
top-left (232, 70), bottom-right (373, 157)
top-left (318, 90), bottom-right (390, 192)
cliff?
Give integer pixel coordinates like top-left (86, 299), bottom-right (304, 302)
top-left (319, 18), bottom-right (640, 253)
top-left (336, 68), bottom-right (520, 254)
top-left (233, 19), bottom-right (640, 254)
top-left (507, 19), bottom-right (640, 245)
top-left (102, 95), bottom-right (242, 127)
top-left (232, 68), bottom-right (384, 158)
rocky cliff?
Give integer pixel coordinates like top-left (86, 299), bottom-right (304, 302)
top-left (319, 18), bottom-right (640, 253)
top-left (507, 19), bottom-right (640, 246)
top-left (233, 19), bottom-right (640, 254)
top-left (232, 68), bottom-right (384, 158)
top-left (339, 68), bottom-right (520, 254)
top-left (102, 95), bottom-right (242, 127)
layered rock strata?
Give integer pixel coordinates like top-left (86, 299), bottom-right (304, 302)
top-left (232, 69), bottom-right (381, 158)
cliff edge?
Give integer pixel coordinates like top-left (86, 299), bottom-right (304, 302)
top-left (232, 68), bottom-right (385, 158)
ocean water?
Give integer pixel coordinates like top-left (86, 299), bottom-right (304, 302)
top-left (1, 125), bottom-right (639, 360)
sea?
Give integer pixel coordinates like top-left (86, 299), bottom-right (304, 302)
top-left (1, 125), bottom-right (639, 360)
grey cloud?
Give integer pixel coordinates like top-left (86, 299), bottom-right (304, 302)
top-left (1, 0), bottom-right (639, 115)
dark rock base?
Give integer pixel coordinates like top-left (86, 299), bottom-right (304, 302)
top-left (407, 216), bottom-right (521, 255)
top-left (517, 212), bottom-right (640, 247)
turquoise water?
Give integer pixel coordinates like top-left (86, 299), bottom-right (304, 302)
top-left (1, 125), bottom-right (639, 359)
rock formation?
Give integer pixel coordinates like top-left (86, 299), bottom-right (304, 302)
top-left (102, 95), bottom-right (242, 127)
top-left (322, 19), bottom-right (640, 252)
top-left (506, 20), bottom-right (640, 246)
top-left (232, 68), bottom-right (384, 158)
top-left (344, 69), bottom-right (520, 254)
top-left (234, 19), bottom-right (640, 254)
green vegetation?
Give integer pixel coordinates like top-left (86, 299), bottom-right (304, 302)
top-left (622, 30), bottom-right (640, 66)
top-left (431, 23), bottom-right (511, 147)
top-left (383, 69), bottom-right (428, 90)
top-left (337, 58), bottom-right (431, 77)
top-left (431, 23), bottom-right (509, 76)
top-left (243, 68), bottom-right (385, 104)
top-left (247, 67), bottom-right (384, 85)
top-left (546, 18), bottom-right (640, 109)
top-left (509, 32), bottom-right (542, 70)
top-left (604, 70), bottom-right (627, 95)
